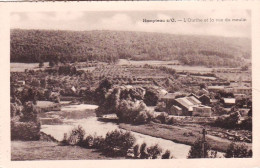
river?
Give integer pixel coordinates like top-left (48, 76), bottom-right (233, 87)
top-left (39, 103), bottom-right (191, 159)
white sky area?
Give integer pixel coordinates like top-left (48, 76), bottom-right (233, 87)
top-left (11, 10), bottom-right (251, 38)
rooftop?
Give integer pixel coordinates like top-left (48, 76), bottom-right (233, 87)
top-left (224, 98), bottom-right (236, 104)
top-left (208, 86), bottom-right (225, 89)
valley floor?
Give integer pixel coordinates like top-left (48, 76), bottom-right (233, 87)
top-left (11, 141), bottom-right (122, 161)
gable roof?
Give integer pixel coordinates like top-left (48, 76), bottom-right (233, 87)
top-left (188, 93), bottom-right (199, 99)
top-left (187, 96), bottom-right (201, 105)
top-left (199, 94), bottom-right (210, 99)
top-left (175, 96), bottom-right (201, 111)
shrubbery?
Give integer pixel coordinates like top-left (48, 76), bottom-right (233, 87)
top-left (103, 130), bottom-right (136, 156)
top-left (67, 125), bottom-right (85, 145)
top-left (213, 112), bottom-right (240, 129)
top-left (62, 126), bottom-right (172, 159)
top-left (155, 112), bottom-right (168, 124)
top-left (11, 101), bottom-right (41, 141)
top-left (133, 142), bottom-right (169, 159)
top-left (161, 150), bottom-right (171, 159)
top-left (188, 138), bottom-right (217, 158)
top-left (11, 119), bottom-right (41, 140)
top-left (225, 142), bottom-right (252, 158)
top-left (147, 144), bottom-right (162, 159)
top-left (213, 112), bottom-right (252, 130)
top-left (240, 117), bottom-right (252, 131)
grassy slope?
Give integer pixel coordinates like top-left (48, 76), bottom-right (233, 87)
top-left (119, 122), bottom-right (252, 153)
top-left (11, 141), bottom-right (122, 161)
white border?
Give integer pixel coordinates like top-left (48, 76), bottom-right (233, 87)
top-left (0, 1), bottom-right (260, 168)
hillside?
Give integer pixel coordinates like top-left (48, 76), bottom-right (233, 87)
top-left (11, 29), bottom-right (251, 67)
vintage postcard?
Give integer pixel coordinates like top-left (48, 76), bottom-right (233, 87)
top-left (0, 1), bottom-right (260, 168)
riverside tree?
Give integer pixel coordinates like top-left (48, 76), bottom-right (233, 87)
top-left (188, 129), bottom-right (217, 158)
top-left (225, 142), bottom-right (252, 158)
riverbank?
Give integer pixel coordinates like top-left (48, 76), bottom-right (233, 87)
top-left (119, 122), bottom-right (252, 153)
top-left (11, 140), bottom-right (123, 160)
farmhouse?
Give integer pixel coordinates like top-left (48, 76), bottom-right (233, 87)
top-left (188, 93), bottom-right (200, 99)
top-left (223, 98), bottom-right (236, 108)
top-left (162, 94), bottom-right (212, 117)
top-left (174, 96), bottom-right (202, 116)
top-left (169, 105), bottom-right (182, 116)
top-left (160, 93), bottom-right (177, 110)
top-left (193, 105), bottom-right (212, 117)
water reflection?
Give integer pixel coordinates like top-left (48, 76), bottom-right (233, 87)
top-left (40, 104), bottom-right (191, 158)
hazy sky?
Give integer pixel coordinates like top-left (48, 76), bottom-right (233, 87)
top-left (11, 10), bottom-right (251, 38)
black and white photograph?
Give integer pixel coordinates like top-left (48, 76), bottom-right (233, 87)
top-left (4, 3), bottom-right (256, 164)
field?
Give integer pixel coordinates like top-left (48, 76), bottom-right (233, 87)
top-left (118, 59), bottom-right (213, 73)
top-left (91, 63), bottom-right (171, 81)
top-left (215, 72), bottom-right (251, 82)
top-left (11, 141), bottom-right (122, 161)
top-left (10, 62), bottom-right (49, 72)
top-left (119, 122), bottom-right (252, 153)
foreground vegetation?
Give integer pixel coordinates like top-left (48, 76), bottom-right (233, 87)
top-left (61, 126), bottom-right (172, 159)
top-left (11, 141), bottom-right (121, 161)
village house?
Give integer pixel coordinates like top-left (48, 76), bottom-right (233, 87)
top-left (169, 105), bottom-right (182, 116)
top-left (174, 96), bottom-right (202, 116)
top-left (193, 105), bottom-right (212, 117)
top-left (161, 94), bottom-right (212, 117)
top-left (160, 93), bottom-right (177, 110)
top-left (223, 98), bottom-right (236, 108)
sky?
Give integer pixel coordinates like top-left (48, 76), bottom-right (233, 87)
top-left (10, 10), bottom-right (251, 38)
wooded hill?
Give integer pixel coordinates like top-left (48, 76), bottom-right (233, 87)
top-left (11, 29), bottom-right (251, 67)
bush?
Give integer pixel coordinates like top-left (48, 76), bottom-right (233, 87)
top-left (147, 144), bottom-right (162, 159)
top-left (60, 133), bottom-right (69, 146)
top-left (143, 87), bottom-right (160, 106)
top-left (155, 112), bottom-right (168, 124)
top-left (225, 142), bottom-right (252, 158)
top-left (67, 125), bottom-right (85, 145)
top-left (92, 135), bottom-right (105, 149)
top-left (140, 142), bottom-right (149, 159)
top-left (11, 119), bottom-right (41, 140)
top-left (134, 111), bottom-right (149, 124)
top-left (188, 138), bottom-right (216, 158)
top-left (20, 102), bottom-right (39, 122)
top-left (80, 134), bottom-right (94, 148)
top-left (104, 130), bottom-right (136, 156)
top-left (240, 117), bottom-right (252, 131)
top-left (133, 144), bottom-right (140, 158)
top-left (161, 150), bottom-right (171, 159)
top-left (166, 117), bottom-right (176, 125)
top-left (213, 112), bottom-right (240, 129)
top-left (155, 101), bottom-right (166, 112)
top-left (134, 110), bottom-right (154, 124)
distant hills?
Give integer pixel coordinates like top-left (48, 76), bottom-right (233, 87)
top-left (11, 29), bottom-right (251, 68)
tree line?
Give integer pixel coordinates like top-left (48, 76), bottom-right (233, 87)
top-left (11, 29), bottom-right (251, 68)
